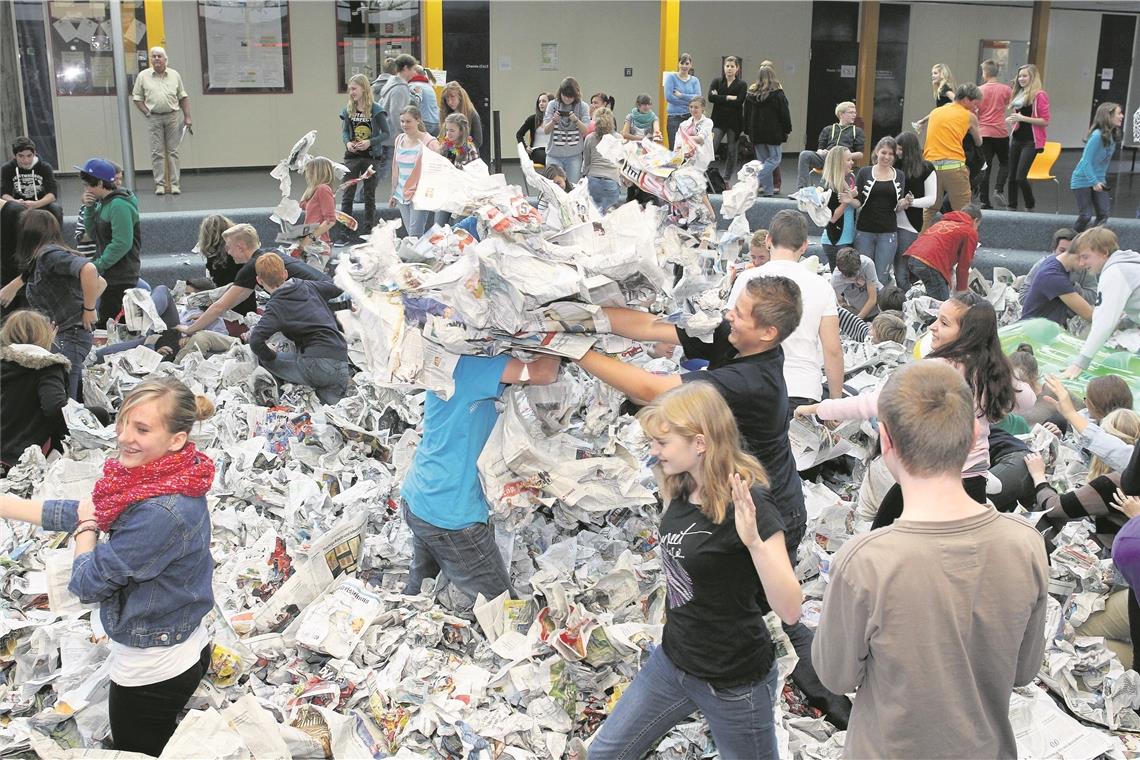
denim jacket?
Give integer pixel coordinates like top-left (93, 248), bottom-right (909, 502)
top-left (43, 494), bottom-right (214, 648)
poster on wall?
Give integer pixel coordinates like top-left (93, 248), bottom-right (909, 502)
top-left (198, 0), bottom-right (292, 93)
top-left (48, 0), bottom-right (148, 96)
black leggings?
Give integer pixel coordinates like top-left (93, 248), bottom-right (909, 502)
top-left (872, 475), bottom-right (988, 529)
top-left (1007, 138), bottom-right (1041, 210)
top-left (108, 645), bottom-right (211, 756)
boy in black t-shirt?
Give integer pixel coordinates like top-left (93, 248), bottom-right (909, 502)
top-left (575, 273), bottom-right (853, 728)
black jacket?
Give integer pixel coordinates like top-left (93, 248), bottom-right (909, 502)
top-left (0, 344), bottom-right (69, 466)
top-left (742, 88), bottom-right (792, 146)
top-left (248, 278), bottom-right (348, 363)
top-left (708, 77), bottom-right (747, 133)
top-left (515, 114), bottom-right (540, 147)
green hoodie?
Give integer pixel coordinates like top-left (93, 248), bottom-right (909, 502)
top-left (82, 188), bottom-right (141, 286)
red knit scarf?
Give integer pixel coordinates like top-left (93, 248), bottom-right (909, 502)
top-left (92, 443), bottom-right (215, 531)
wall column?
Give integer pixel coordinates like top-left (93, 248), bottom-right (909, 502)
top-left (658, 0), bottom-right (679, 148)
top-left (143, 0), bottom-right (164, 48)
top-left (423, 0), bottom-right (442, 71)
top-left (855, 0), bottom-right (880, 165)
top-left (1028, 1), bottom-right (1050, 79)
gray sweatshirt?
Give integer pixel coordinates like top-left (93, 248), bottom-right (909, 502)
top-left (813, 508), bottom-right (1048, 759)
top-left (1078, 249), bottom-right (1140, 367)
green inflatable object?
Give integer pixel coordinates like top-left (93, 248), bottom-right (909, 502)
top-left (998, 318), bottom-right (1140, 405)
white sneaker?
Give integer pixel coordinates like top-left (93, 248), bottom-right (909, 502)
top-left (155, 186), bottom-right (165, 195)
top-left (171, 185), bottom-right (181, 195)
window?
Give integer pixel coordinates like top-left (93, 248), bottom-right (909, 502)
top-left (48, 0), bottom-right (149, 96)
top-left (335, 0), bottom-right (420, 92)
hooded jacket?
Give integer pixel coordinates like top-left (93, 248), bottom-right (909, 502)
top-left (1077, 249), bottom-right (1140, 368)
top-left (248, 278), bottom-right (348, 364)
top-left (0, 343), bottom-right (69, 465)
top-left (901, 210), bottom-right (979, 292)
top-left (378, 76), bottom-right (414, 147)
top-left (82, 188), bottom-right (141, 286)
top-left (1, 156), bottom-right (58, 203)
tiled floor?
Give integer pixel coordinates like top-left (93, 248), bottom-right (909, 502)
top-left (56, 148), bottom-right (1140, 219)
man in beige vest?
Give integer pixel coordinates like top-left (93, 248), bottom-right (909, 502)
top-left (132, 47), bottom-right (192, 195)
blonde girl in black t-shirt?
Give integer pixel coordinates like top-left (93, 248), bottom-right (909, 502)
top-left (588, 382), bottom-right (801, 760)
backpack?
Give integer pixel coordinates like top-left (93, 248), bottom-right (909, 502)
top-left (706, 166), bottom-right (726, 194)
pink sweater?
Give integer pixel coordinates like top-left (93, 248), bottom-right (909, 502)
top-left (816, 359), bottom-right (1036, 475)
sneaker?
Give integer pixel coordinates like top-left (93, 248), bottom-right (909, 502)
top-left (992, 191), bottom-right (1006, 207)
top-left (154, 186), bottom-right (165, 195)
top-left (171, 185), bottom-right (181, 195)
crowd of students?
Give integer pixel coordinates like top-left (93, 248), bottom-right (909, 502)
top-left (0, 48), bottom-right (1139, 760)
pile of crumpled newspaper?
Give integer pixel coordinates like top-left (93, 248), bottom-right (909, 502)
top-left (0, 137), bottom-right (1136, 759)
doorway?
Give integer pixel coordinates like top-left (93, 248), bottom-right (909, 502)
top-left (1090, 14), bottom-right (1135, 126)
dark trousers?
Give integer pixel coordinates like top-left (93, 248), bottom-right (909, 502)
top-left (1073, 186), bottom-right (1110, 232)
top-left (712, 127), bottom-right (739, 184)
top-left (1008, 138), bottom-right (1041, 210)
top-left (98, 282), bottom-right (131, 324)
top-left (979, 136), bottom-right (1010, 205)
top-left (108, 644), bottom-right (210, 757)
top-left (872, 475), bottom-right (988, 530)
top-left (907, 257), bottom-right (950, 301)
top-left (340, 154), bottom-right (382, 232)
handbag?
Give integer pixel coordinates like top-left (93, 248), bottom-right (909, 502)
top-left (737, 132), bottom-right (755, 164)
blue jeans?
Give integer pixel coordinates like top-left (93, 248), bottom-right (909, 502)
top-left (907, 257), bottom-right (950, 300)
top-left (753, 144), bottom-right (782, 194)
top-left (53, 325), bottom-right (94, 401)
top-left (402, 505), bottom-right (514, 611)
top-left (854, 230), bottom-right (898, 286)
top-left (587, 176), bottom-right (622, 213)
top-left (546, 153), bottom-right (582, 185)
top-left (1073, 186), bottom-right (1110, 232)
top-left (588, 646), bottom-right (779, 760)
top-left (259, 353), bottom-right (351, 405)
top-left (397, 201), bottom-right (431, 238)
top-left (894, 228), bottom-right (919, 290)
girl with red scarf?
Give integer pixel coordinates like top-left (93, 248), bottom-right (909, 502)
top-left (0, 377), bottom-right (215, 756)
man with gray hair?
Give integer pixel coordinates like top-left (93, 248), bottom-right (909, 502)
top-left (131, 47), bottom-right (192, 195)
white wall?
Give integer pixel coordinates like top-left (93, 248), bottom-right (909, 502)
top-left (1044, 9), bottom-right (1102, 146)
top-left (45, 0), bottom-right (1136, 172)
top-left (488, 0), bottom-right (659, 153)
top-left (53, 0), bottom-right (352, 172)
top-left (902, 2), bottom-right (1103, 147)
top-left (680, 0), bottom-right (812, 150)
top-left (902, 2), bottom-right (1032, 126)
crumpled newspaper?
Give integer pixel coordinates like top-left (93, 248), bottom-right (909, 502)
top-left (2, 135), bottom-right (1132, 760)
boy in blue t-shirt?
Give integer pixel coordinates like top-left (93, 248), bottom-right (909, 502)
top-left (401, 353), bottom-right (560, 611)
top-left (1020, 242), bottom-right (1094, 327)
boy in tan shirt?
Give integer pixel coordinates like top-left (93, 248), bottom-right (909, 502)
top-left (813, 361), bottom-right (1048, 759)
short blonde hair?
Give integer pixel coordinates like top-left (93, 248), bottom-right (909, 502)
top-left (834, 101), bottom-right (856, 119)
top-left (222, 223), bottom-right (259, 251)
top-left (254, 251), bottom-right (288, 289)
top-left (593, 107), bottom-right (616, 136)
top-left (1090, 409), bottom-right (1140, 479)
top-left (1071, 227), bottom-right (1119, 256)
top-left (749, 229), bottom-right (768, 248)
top-left (879, 361), bottom-right (976, 476)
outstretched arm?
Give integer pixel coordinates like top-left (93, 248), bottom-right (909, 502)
top-left (601, 306), bottom-right (682, 343)
top-left (576, 350), bottom-right (681, 405)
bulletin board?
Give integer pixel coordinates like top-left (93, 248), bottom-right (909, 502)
top-left (334, 0), bottom-right (420, 92)
top-left (197, 0), bottom-right (292, 93)
top-left (48, 0), bottom-right (149, 96)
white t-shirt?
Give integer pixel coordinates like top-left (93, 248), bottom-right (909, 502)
top-left (109, 623), bottom-right (209, 687)
top-left (728, 259), bottom-right (838, 401)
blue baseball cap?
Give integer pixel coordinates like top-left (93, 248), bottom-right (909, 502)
top-left (73, 158), bottom-right (117, 183)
